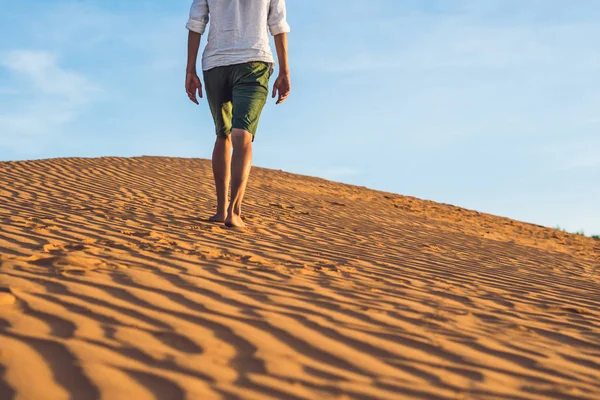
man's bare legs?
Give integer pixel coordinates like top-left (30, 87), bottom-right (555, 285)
top-left (225, 128), bottom-right (253, 228)
top-left (210, 136), bottom-right (231, 222)
top-left (210, 129), bottom-right (252, 227)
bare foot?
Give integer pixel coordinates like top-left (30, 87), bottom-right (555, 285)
top-left (208, 212), bottom-right (226, 223)
top-left (224, 213), bottom-right (246, 229)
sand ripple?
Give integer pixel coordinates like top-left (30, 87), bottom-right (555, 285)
top-left (0, 157), bottom-right (599, 399)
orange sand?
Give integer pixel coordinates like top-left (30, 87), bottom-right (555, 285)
top-left (0, 156), bottom-right (598, 399)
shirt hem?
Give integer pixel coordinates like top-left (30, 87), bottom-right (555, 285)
top-left (202, 55), bottom-right (275, 71)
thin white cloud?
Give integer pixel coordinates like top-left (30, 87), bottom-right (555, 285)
top-left (0, 2), bottom-right (186, 157)
top-left (295, 0), bottom-right (600, 75)
top-left (1, 50), bottom-right (98, 106)
top-left (538, 136), bottom-right (600, 171)
top-left (0, 50), bottom-right (100, 153)
top-left (313, 17), bottom-right (600, 73)
top-left (0, 87), bottom-right (19, 95)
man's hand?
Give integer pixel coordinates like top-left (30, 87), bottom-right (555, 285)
top-left (272, 73), bottom-right (290, 105)
top-left (186, 71), bottom-right (203, 104)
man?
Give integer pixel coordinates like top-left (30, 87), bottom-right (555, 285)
top-left (185, 0), bottom-right (291, 228)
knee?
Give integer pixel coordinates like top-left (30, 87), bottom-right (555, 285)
top-left (230, 129), bottom-right (253, 149)
top-left (214, 135), bottom-right (231, 150)
top-left (216, 135), bottom-right (230, 144)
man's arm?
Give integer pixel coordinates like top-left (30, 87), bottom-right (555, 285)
top-left (186, 31), bottom-right (202, 104)
top-left (272, 33), bottom-right (290, 105)
top-left (185, 0), bottom-right (209, 104)
top-left (268, 0), bottom-right (291, 104)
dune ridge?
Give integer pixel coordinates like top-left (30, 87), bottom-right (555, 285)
top-left (0, 156), bottom-right (598, 400)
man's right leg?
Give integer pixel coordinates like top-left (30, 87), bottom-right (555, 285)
top-left (210, 135), bottom-right (232, 222)
top-left (224, 62), bottom-right (270, 228)
top-left (225, 129), bottom-right (253, 228)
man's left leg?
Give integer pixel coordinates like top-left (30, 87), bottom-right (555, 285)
top-left (203, 65), bottom-right (233, 222)
top-left (210, 135), bottom-right (232, 222)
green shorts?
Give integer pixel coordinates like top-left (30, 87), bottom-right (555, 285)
top-left (203, 61), bottom-right (271, 141)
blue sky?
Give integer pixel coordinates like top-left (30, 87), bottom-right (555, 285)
top-left (1, 0), bottom-right (599, 234)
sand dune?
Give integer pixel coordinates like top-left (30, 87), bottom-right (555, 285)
top-left (0, 156), bottom-right (598, 400)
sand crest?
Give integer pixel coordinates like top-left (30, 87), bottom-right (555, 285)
top-left (0, 156), bottom-right (599, 399)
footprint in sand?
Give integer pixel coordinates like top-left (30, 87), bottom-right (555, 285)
top-left (43, 243), bottom-right (64, 253)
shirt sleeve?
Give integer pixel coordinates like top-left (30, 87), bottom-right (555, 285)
top-left (186, 0), bottom-right (209, 35)
top-left (268, 0), bottom-right (290, 36)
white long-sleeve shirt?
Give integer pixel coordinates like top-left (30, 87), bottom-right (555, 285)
top-left (186, 0), bottom-right (290, 71)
